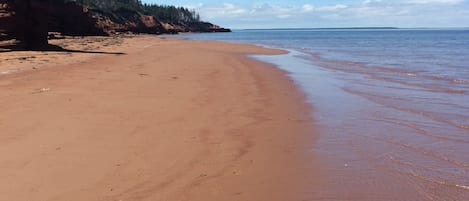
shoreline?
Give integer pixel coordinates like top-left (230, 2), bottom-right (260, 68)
top-left (208, 29), bottom-right (469, 200)
top-left (0, 36), bottom-right (320, 200)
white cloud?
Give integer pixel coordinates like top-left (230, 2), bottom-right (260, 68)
top-left (184, 1), bottom-right (469, 29)
top-left (363, 0), bottom-right (383, 3)
top-left (277, 14), bottom-right (292, 19)
top-left (302, 4), bottom-right (314, 13)
top-left (315, 4), bottom-right (348, 11)
top-left (194, 3), bottom-right (305, 19)
top-left (409, 0), bottom-right (464, 4)
top-left (221, 3), bottom-right (247, 15)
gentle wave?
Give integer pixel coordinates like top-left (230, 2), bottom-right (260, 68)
top-left (306, 52), bottom-right (468, 94)
top-left (341, 87), bottom-right (469, 132)
top-left (176, 29), bottom-right (469, 201)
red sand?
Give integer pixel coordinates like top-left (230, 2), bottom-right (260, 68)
top-left (0, 36), bottom-right (321, 201)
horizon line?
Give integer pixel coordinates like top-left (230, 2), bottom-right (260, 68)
top-left (233, 27), bottom-right (469, 30)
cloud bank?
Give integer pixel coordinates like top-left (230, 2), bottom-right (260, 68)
top-left (184, 0), bottom-right (469, 28)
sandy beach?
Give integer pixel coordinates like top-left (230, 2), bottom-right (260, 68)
top-left (0, 36), bottom-right (320, 201)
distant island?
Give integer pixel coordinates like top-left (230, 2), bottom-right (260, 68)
top-left (0, 0), bottom-right (230, 49)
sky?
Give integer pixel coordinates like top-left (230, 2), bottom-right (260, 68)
top-left (143, 0), bottom-right (469, 29)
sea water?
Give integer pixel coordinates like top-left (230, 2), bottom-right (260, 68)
top-left (175, 29), bottom-right (469, 201)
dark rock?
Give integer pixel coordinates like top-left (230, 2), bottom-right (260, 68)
top-left (1, 0), bottom-right (231, 46)
top-left (48, 2), bottom-right (108, 36)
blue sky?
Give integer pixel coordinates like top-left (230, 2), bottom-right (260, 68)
top-left (143, 0), bottom-right (469, 29)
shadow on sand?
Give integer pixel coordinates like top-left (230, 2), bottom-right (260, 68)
top-left (0, 43), bottom-right (125, 55)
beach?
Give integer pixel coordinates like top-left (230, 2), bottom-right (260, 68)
top-left (180, 29), bottom-right (469, 200)
top-left (0, 36), bottom-right (319, 201)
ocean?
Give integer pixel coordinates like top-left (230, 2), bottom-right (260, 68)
top-left (174, 29), bottom-right (469, 200)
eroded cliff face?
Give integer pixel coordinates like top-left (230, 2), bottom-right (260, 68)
top-left (1, 1), bottom-right (104, 46)
top-left (1, 0), bottom-right (50, 47)
top-left (0, 3), bottom-right (13, 41)
top-left (79, 6), bottom-right (230, 35)
top-left (48, 2), bottom-right (108, 36)
top-left (0, 1), bottom-right (230, 45)
top-left (87, 7), bottom-right (166, 35)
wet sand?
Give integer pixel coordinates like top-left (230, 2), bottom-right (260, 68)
top-left (0, 36), bottom-right (319, 201)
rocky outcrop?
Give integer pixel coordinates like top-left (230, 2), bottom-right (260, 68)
top-left (0, 1), bottom-right (230, 46)
top-left (48, 2), bottom-right (108, 36)
top-left (83, 7), bottom-right (231, 35)
top-left (88, 7), bottom-right (166, 35)
top-left (159, 21), bottom-right (231, 33)
top-left (0, 3), bottom-right (14, 41)
top-left (1, 0), bottom-right (50, 47)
